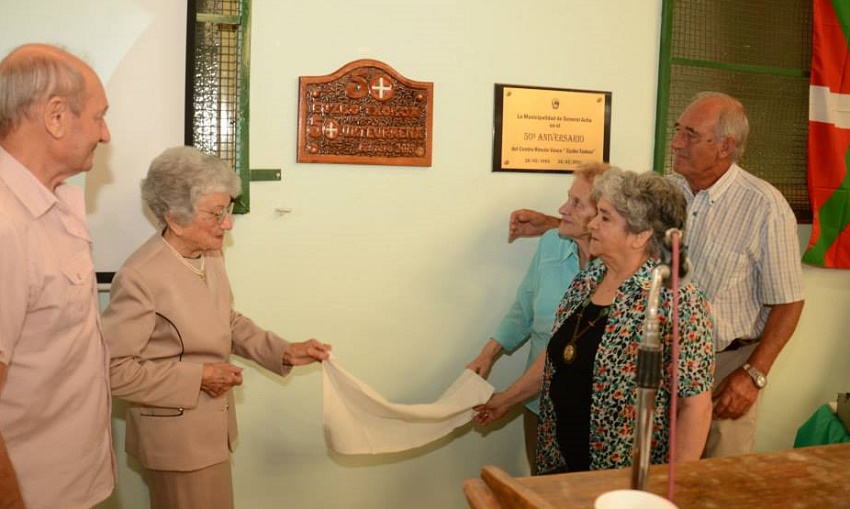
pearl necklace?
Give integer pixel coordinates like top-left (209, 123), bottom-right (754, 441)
top-left (161, 235), bottom-right (206, 280)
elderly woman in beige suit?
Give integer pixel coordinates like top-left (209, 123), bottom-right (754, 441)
top-left (101, 146), bottom-right (331, 509)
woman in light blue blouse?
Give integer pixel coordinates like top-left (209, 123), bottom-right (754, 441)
top-left (474, 168), bottom-right (714, 474)
top-left (466, 161), bottom-right (608, 471)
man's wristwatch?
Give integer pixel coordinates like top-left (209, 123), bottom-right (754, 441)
top-left (742, 363), bottom-right (767, 389)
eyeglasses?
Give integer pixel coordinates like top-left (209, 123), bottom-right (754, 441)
top-left (198, 201), bottom-right (235, 224)
top-left (673, 125), bottom-right (712, 145)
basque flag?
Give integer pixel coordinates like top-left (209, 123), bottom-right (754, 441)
top-left (805, 0), bottom-right (850, 267)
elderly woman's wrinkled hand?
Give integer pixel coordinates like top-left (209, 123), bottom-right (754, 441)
top-left (201, 362), bottom-right (243, 398)
top-left (472, 392), bottom-right (511, 426)
top-left (282, 339), bottom-right (332, 366)
top-left (465, 356), bottom-right (493, 379)
top-left (508, 209), bottom-right (558, 243)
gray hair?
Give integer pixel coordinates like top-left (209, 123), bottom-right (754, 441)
top-left (0, 44), bottom-right (87, 138)
top-left (592, 168), bottom-right (687, 257)
top-left (142, 146), bottom-right (241, 226)
top-left (692, 91), bottom-right (749, 162)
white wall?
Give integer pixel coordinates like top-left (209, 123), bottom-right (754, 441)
top-left (83, 1), bottom-right (186, 272)
top-left (221, 2), bottom-right (661, 508)
top-left (1, 0), bottom-right (186, 272)
top-left (757, 225), bottom-right (850, 451)
top-left (5, 2), bottom-right (848, 509)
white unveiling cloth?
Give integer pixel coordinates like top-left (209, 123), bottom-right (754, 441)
top-left (322, 356), bottom-right (494, 454)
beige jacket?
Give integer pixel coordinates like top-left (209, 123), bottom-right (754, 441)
top-left (102, 233), bottom-right (289, 471)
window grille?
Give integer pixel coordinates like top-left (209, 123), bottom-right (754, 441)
top-left (186, 0), bottom-right (250, 212)
top-left (654, 0), bottom-right (813, 222)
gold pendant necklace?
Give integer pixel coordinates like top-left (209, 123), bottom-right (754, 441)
top-left (563, 298), bottom-right (609, 364)
top-left (161, 236), bottom-right (206, 280)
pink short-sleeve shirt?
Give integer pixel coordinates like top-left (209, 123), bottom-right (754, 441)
top-left (0, 147), bottom-right (114, 509)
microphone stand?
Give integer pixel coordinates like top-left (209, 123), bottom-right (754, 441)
top-left (631, 228), bottom-right (687, 491)
top-left (630, 264), bottom-right (668, 491)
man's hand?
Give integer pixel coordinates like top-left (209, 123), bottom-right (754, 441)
top-left (712, 301), bottom-right (804, 419)
top-left (0, 363), bottom-right (27, 509)
top-left (508, 209), bottom-right (560, 243)
top-left (711, 368), bottom-right (759, 419)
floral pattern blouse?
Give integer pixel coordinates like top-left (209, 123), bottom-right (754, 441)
top-left (535, 258), bottom-right (714, 473)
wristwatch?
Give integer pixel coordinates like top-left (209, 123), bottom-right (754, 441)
top-left (742, 363), bottom-right (767, 389)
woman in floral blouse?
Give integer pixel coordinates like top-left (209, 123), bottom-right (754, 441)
top-left (474, 168), bottom-right (714, 474)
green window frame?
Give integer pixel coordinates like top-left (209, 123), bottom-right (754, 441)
top-left (185, 0), bottom-right (251, 213)
top-left (653, 0), bottom-right (813, 222)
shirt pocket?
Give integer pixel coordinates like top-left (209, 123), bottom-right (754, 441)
top-left (60, 249), bottom-right (95, 323)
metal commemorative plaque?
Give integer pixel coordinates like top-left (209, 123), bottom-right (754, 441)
top-left (297, 59), bottom-right (433, 167)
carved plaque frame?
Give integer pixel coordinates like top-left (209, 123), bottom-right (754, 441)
top-left (297, 59), bottom-right (433, 167)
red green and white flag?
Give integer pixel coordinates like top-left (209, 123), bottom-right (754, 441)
top-left (805, 0), bottom-right (850, 267)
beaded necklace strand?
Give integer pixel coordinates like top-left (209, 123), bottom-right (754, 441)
top-left (161, 235), bottom-right (206, 280)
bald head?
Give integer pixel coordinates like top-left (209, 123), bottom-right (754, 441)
top-left (0, 44), bottom-right (110, 189)
top-left (686, 92), bottom-right (750, 161)
top-left (0, 43), bottom-right (93, 138)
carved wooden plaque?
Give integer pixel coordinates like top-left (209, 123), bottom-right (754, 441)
top-left (297, 59), bottom-right (433, 167)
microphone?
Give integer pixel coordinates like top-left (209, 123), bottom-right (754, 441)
top-left (660, 228), bottom-right (690, 283)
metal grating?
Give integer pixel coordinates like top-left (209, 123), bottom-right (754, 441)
top-left (191, 0), bottom-right (249, 212)
top-left (670, 0), bottom-right (812, 70)
top-left (655, 0), bottom-right (813, 222)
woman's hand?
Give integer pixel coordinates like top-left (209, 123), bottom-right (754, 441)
top-left (508, 209), bottom-right (559, 243)
top-left (473, 392), bottom-right (512, 426)
top-left (466, 339), bottom-right (503, 379)
top-left (465, 355), bottom-right (494, 379)
top-left (282, 339), bottom-right (332, 366)
top-left (474, 350), bottom-right (545, 426)
top-left (201, 363), bottom-right (243, 398)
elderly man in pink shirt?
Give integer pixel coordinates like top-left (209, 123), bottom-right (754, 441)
top-left (0, 44), bottom-right (115, 509)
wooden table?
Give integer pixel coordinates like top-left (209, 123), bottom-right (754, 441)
top-left (463, 443), bottom-right (850, 509)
